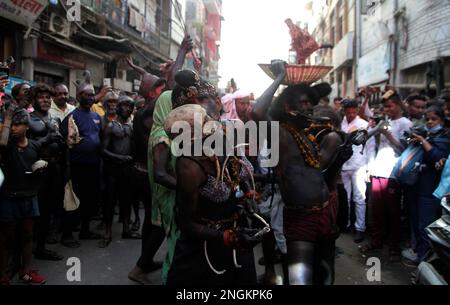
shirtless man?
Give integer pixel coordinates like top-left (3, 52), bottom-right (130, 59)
top-left (252, 60), bottom-right (354, 285)
top-left (28, 84), bottom-right (65, 261)
top-left (127, 36), bottom-right (195, 284)
top-left (99, 96), bottom-right (137, 247)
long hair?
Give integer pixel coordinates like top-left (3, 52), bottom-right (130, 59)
top-left (11, 83), bottom-right (30, 100)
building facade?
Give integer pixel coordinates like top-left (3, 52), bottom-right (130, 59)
top-left (0, 0), bottom-right (221, 96)
top-left (185, 0), bottom-right (222, 87)
top-left (308, 0), bottom-right (450, 98)
top-left (308, 0), bottom-right (357, 99)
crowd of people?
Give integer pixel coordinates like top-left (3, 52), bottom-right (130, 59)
top-left (0, 41), bottom-right (449, 285)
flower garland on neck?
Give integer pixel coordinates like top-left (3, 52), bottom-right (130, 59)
top-left (281, 122), bottom-right (332, 169)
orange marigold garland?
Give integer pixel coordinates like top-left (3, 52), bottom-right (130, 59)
top-left (281, 123), bottom-right (323, 169)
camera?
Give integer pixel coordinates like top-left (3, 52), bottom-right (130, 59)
top-left (403, 126), bottom-right (428, 144)
top-left (0, 56), bottom-right (15, 78)
top-left (0, 64), bottom-right (9, 78)
top-left (372, 115), bottom-right (385, 125)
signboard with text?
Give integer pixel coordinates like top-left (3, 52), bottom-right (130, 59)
top-left (37, 40), bottom-right (86, 70)
top-left (0, 0), bottom-right (48, 27)
top-left (3, 76), bottom-right (36, 96)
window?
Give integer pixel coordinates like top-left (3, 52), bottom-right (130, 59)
top-left (337, 70), bottom-right (342, 84)
top-left (338, 16), bottom-right (344, 41)
top-left (330, 27), bottom-right (335, 45)
top-left (347, 66), bottom-right (353, 81)
top-left (361, 0), bottom-right (369, 14)
top-left (174, 0), bottom-right (183, 22)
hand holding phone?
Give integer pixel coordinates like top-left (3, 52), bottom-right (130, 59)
top-left (0, 75), bottom-right (9, 89)
top-left (0, 56), bottom-right (15, 78)
top-left (103, 78), bottom-right (111, 87)
top-left (0, 65), bottom-right (9, 78)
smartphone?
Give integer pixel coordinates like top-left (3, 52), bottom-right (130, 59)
top-left (0, 66), bottom-right (9, 78)
top-left (103, 78), bottom-right (111, 87)
top-left (0, 56), bottom-right (14, 78)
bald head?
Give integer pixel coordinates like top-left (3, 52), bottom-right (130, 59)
top-left (53, 84), bottom-right (69, 108)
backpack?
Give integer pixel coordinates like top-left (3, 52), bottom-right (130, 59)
top-left (393, 136), bottom-right (450, 186)
top-left (392, 145), bottom-right (424, 186)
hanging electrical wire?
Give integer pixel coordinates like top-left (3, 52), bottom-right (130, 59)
top-left (59, 1), bottom-right (129, 43)
top-left (130, 43), bottom-right (161, 69)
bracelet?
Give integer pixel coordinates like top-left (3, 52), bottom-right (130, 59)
top-left (223, 229), bottom-right (238, 248)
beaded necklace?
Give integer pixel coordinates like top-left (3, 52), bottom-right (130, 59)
top-left (281, 122), bottom-right (332, 169)
top-left (202, 155), bottom-right (242, 191)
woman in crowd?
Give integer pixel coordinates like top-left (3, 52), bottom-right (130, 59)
top-left (11, 83), bottom-right (32, 112)
top-left (408, 106), bottom-right (450, 263)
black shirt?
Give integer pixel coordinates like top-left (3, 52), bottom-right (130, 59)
top-left (0, 139), bottom-right (42, 198)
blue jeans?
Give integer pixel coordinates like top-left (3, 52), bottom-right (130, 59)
top-left (413, 195), bottom-right (442, 262)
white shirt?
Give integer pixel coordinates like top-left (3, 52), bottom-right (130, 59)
top-left (370, 117), bottom-right (413, 178)
top-left (49, 101), bottom-right (75, 122)
top-left (341, 116), bottom-right (370, 171)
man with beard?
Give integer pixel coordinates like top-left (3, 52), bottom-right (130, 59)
top-left (28, 84), bottom-right (65, 261)
top-left (99, 96), bottom-right (138, 248)
top-left (60, 71), bottom-right (102, 246)
top-left (252, 60), bottom-right (354, 285)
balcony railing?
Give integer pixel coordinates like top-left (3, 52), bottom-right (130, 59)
top-left (332, 31), bottom-right (354, 68)
top-left (79, 0), bottom-right (173, 56)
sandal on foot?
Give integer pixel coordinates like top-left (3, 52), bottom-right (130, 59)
top-left (359, 243), bottom-right (382, 254)
top-left (131, 219), bottom-right (141, 232)
top-left (61, 238), bottom-right (81, 248)
top-left (34, 249), bottom-right (64, 261)
top-left (46, 233), bottom-right (59, 245)
top-left (128, 271), bottom-right (152, 285)
top-left (122, 231), bottom-right (142, 239)
top-left (98, 237), bottom-right (112, 248)
top-left (79, 232), bottom-right (102, 240)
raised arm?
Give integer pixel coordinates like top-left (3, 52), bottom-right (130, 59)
top-left (167, 35), bottom-right (194, 89)
top-left (0, 103), bottom-right (16, 147)
top-left (251, 60), bottom-right (286, 122)
top-left (126, 56), bottom-right (149, 76)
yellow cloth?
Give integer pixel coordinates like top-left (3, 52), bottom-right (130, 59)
top-left (91, 102), bottom-right (105, 117)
